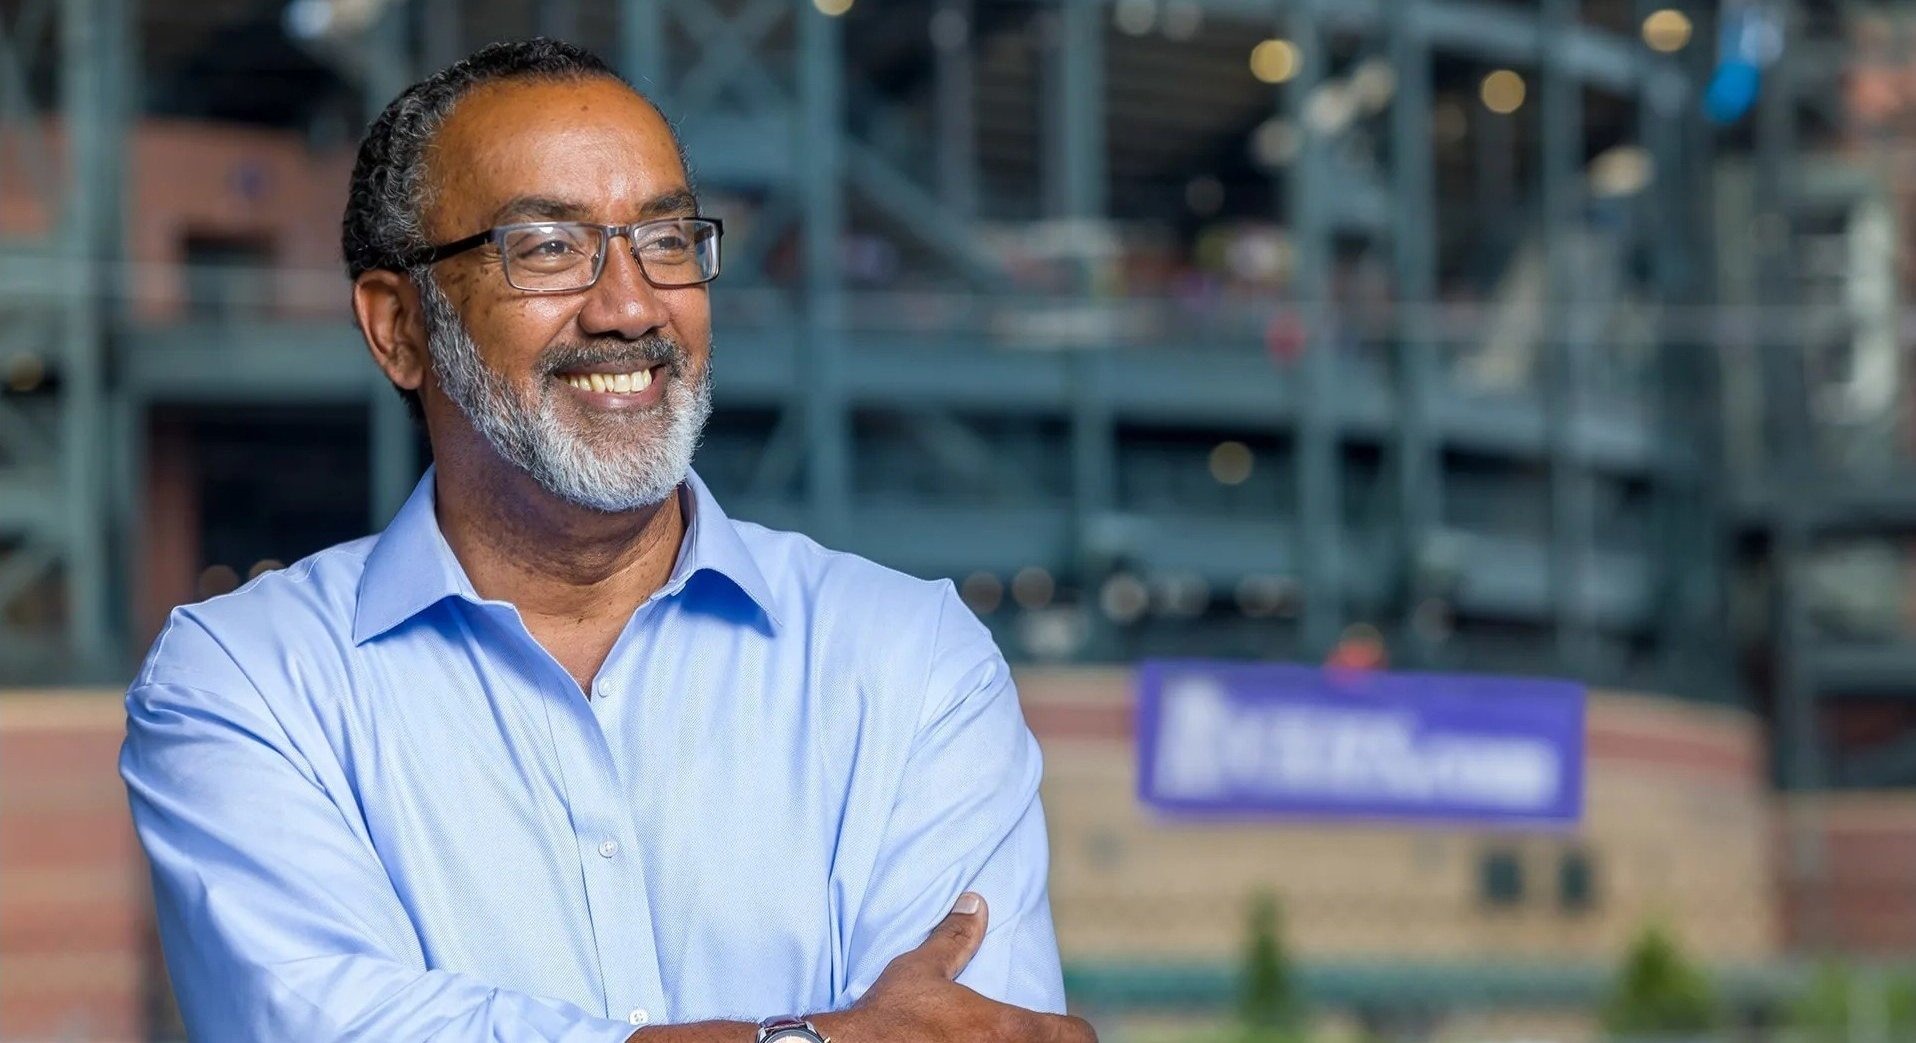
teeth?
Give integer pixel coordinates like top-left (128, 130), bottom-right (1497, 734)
top-left (562, 369), bottom-right (656, 394)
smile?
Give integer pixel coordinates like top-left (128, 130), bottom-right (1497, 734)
top-left (559, 367), bottom-right (656, 394)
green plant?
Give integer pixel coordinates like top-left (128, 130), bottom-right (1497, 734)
top-left (1789, 961), bottom-right (1916, 1043)
top-left (1600, 922), bottom-right (1718, 1037)
top-left (1237, 890), bottom-right (1307, 1043)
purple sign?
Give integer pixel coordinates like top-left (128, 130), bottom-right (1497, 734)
top-left (1137, 661), bottom-right (1585, 827)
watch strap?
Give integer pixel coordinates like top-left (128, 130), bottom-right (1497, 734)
top-left (756, 1016), bottom-right (828, 1043)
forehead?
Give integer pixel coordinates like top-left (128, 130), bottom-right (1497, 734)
top-left (422, 76), bottom-right (687, 234)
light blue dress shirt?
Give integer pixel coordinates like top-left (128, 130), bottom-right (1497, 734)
top-left (121, 468), bottom-right (1065, 1042)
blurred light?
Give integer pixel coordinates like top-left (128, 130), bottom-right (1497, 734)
top-left (197, 565), bottom-right (241, 601)
top-left (1432, 98), bottom-right (1470, 147)
top-left (1011, 566), bottom-right (1055, 610)
top-left (5, 353), bottom-right (45, 392)
top-left (1184, 174), bottom-right (1224, 216)
top-left (1250, 38), bottom-right (1299, 85)
top-left (1704, 59), bottom-right (1760, 124)
top-left (1480, 69), bottom-right (1526, 115)
top-left (1018, 606), bottom-right (1088, 660)
top-left (1349, 59), bottom-right (1397, 113)
top-left (1099, 573), bottom-right (1150, 624)
top-left (1209, 440), bottom-right (1254, 485)
top-left (1304, 84), bottom-right (1356, 134)
top-left (283, 0), bottom-right (333, 40)
top-left (1235, 574), bottom-right (1295, 618)
top-left (248, 559), bottom-right (285, 580)
top-left (1161, 0), bottom-right (1201, 40)
top-left (1151, 571), bottom-right (1211, 619)
top-left (929, 7), bottom-right (968, 49)
top-left (1642, 9), bottom-right (1693, 53)
top-left (961, 571), bottom-right (1003, 614)
top-left (812, 0), bottom-right (854, 16)
top-left (1589, 144), bottom-right (1654, 198)
top-left (1112, 0), bottom-right (1156, 37)
top-left (1250, 117), bottom-right (1299, 168)
top-left (1327, 621), bottom-right (1388, 670)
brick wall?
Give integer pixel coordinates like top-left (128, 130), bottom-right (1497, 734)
top-left (1777, 792), bottom-right (1916, 955)
top-left (0, 693), bottom-right (148, 1042)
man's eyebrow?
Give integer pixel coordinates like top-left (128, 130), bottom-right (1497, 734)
top-left (637, 190), bottom-right (700, 219)
top-left (490, 195), bottom-right (594, 224)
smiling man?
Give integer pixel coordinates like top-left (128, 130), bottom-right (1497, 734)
top-left (121, 39), bottom-right (1092, 1043)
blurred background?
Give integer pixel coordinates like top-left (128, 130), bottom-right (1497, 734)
top-left (2, 0), bottom-right (1915, 1039)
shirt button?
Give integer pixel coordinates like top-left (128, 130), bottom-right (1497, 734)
top-left (627, 1008), bottom-right (649, 1026)
top-left (598, 839), bottom-right (619, 858)
top-left (598, 681), bottom-right (616, 699)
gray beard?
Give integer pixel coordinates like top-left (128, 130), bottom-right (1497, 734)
top-left (417, 274), bottom-right (712, 513)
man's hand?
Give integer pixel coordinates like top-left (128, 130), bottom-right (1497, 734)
top-left (812, 894), bottom-right (1097, 1043)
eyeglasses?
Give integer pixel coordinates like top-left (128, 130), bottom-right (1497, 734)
top-left (401, 216), bottom-right (723, 292)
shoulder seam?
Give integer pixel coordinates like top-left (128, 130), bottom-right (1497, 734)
top-left (137, 613), bottom-right (183, 688)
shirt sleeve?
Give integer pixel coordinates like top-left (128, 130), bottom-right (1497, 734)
top-left (837, 583), bottom-right (1068, 1014)
top-left (121, 624), bottom-right (638, 1043)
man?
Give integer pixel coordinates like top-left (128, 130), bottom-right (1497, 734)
top-left (122, 39), bottom-right (1093, 1043)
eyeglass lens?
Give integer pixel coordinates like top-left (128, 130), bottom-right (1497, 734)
top-left (500, 219), bottom-right (720, 291)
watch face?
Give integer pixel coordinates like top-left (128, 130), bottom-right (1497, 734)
top-left (763, 1031), bottom-right (821, 1043)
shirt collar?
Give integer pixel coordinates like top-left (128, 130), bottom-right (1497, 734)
top-left (352, 467), bottom-right (781, 645)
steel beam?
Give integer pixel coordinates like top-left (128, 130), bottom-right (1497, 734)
top-left (932, 0), bottom-right (979, 221)
top-left (363, 4), bottom-right (421, 527)
top-left (1191, 0), bottom-right (1645, 89)
top-left (56, 0), bottom-right (118, 677)
top-left (1285, 5), bottom-right (1343, 657)
top-left (1044, 0), bottom-right (1105, 221)
top-left (797, 0), bottom-right (848, 542)
top-left (1754, 1), bottom-right (1822, 792)
top-left (1389, 1), bottom-right (1440, 668)
top-left (620, 0), bottom-right (666, 98)
top-left (1540, 0), bottom-right (1598, 678)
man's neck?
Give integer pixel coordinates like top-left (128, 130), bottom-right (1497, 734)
top-left (431, 456), bottom-right (688, 629)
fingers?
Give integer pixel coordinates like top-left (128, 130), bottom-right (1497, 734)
top-left (913, 892), bottom-right (989, 980)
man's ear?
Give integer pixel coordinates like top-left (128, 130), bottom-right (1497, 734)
top-left (353, 269), bottom-right (429, 397)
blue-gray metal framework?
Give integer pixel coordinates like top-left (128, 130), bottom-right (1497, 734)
top-left (0, 0), bottom-right (131, 684)
top-left (0, 0), bottom-right (1885, 792)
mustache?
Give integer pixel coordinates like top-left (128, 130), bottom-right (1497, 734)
top-left (539, 335), bottom-right (686, 377)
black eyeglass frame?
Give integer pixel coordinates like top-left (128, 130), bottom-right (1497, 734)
top-left (397, 216), bottom-right (725, 292)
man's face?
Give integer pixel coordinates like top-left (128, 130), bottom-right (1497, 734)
top-left (415, 76), bottom-right (712, 513)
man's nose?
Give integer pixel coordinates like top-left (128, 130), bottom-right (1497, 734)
top-left (576, 234), bottom-right (670, 340)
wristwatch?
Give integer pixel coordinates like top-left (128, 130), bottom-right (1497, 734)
top-left (756, 1016), bottom-right (830, 1043)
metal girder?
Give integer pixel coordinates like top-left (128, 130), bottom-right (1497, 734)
top-left (1389, 1), bottom-right (1440, 668)
top-left (362, 3), bottom-right (421, 528)
top-left (0, 0), bottom-right (123, 683)
top-left (674, 0), bottom-right (791, 116)
top-left (1283, 6), bottom-right (1344, 657)
top-left (1838, 730), bottom-right (1916, 789)
top-left (1193, 0), bottom-right (1647, 91)
top-left (1805, 644), bottom-right (1916, 702)
top-left (1541, 0), bottom-right (1601, 678)
top-left (796, 0), bottom-right (849, 542)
